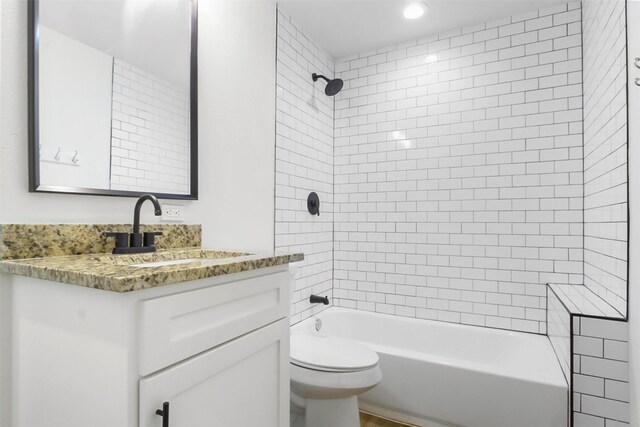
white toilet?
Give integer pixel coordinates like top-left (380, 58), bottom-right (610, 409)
top-left (290, 333), bottom-right (382, 427)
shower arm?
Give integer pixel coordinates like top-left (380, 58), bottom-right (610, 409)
top-left (312, 73), bottom-right (331, 83)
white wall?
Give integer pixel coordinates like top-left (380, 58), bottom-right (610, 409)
top-left (191, 0), bottom-right (276, 252)
top-left (0, 2), bottom-right (6, 426)
top-left (39, 26), bottom-right (112, 190)
top-left (0, 2), bottom-right (276, 425)
top-left (628, 1), bottom-right (640, 424)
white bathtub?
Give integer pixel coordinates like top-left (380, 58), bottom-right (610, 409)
top-left (291, 307), bottom-right (568, 427)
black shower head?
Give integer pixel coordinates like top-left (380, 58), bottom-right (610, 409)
top-left (325, 78), bottom-right (344, 96)
top-left (312, 73), bottom-right (344, 96)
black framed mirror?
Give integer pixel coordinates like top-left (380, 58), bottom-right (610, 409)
top-left (28, 0), bottom-right (198, 199)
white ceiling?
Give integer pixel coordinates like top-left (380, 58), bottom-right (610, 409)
top-left (40, 0), bottom-right (191, 89)
top-left (278, 0), bottom-right (571, 59)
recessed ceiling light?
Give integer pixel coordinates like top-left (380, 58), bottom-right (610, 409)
top-left (403, 3), bottom-right (427, 20)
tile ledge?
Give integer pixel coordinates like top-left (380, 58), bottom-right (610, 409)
top-left (548, 283), bottom-right (625, 320)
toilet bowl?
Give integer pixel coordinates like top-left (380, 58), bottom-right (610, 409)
top-left (290, 333), bottom-right (382, 427)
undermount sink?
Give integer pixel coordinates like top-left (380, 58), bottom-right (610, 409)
top-left (104, 249), bottom-right (251, 267)
top-left (130, 258), bottom-right (205, 268)
top-left (128, 251), bottom-right (252, 268)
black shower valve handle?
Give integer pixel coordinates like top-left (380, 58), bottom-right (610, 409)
top-left (309, 199), bottom-right (319, 215)
top-left (307, 192), bottom-right (320, 216)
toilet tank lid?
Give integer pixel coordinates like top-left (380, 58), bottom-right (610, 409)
top-left (290, 333), bottom-right (379, 372)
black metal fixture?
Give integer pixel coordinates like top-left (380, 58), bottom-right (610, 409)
top-left (105, 194), bottom-right (164, 254)
top-left (133, 194), bottom-right (162, 233)
top-left (310, 294), bottom-right (329, 305)
top-left (312, 73), bottom-right (344, 96)
top-left (307, 192), bottom-right (320, 216)
top-left (156, 402), bottom-right (169, 427)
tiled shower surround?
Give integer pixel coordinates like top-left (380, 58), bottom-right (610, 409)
top-left (110, 58), bottom-right (191, 195)
top-left (582, 0), bottom-right (628, 315)
top-left (548, 288), bottom-right (571, 381)
top-left (547, 0), bottom-right (629, 424)
top-left (333, 3), bottom-right (584, 333)
top-left (275, 11), bottom-right (335, 324)
top-left (573, 317), bottom-right (629, 425)
top-left (275, 0), bottom-right (631, 424)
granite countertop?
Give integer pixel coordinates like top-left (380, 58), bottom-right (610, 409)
top-left (0, 248), bottom-right (304, 292)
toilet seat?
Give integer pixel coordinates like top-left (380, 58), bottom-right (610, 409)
top-left (290, 333), bottom-right (379, 373)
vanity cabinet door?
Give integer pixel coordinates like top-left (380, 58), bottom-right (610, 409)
top-left (139, 319), bottom-right (289, 427)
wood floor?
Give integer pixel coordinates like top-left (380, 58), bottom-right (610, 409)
top-left (359, 411), bottom-right (416, 427)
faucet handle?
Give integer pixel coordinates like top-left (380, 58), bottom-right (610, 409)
top-left (104, 232), bottom-right (129, 249)
top-left (143, 231), bottom-right (163, 247)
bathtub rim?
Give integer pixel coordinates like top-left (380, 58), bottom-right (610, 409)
top-left (291, 306), bottom-right (568, 389)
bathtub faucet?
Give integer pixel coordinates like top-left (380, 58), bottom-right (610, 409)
top-left (309, 294), bottom-right (329, 305)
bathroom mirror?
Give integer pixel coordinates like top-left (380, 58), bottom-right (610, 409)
top-left (28, 0), bottom-right (198, 199)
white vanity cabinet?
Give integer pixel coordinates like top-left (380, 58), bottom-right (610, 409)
top-left (7, 265), bottom-right (291, 427)
top-left (139, 320), bottom-right (288, 427)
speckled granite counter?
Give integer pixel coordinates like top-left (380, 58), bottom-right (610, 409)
top-left (0, 249), bottom-right (303, 292)
top-left (0, 224), bottom-right (202, 259)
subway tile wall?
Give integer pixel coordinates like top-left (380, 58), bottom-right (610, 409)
top-left (582, 0), bottom-right (628, 315)
top-left (547, 288), bottom-right (631, 426)
top-left (275, 11), bottom-right (335, 324)
top-left (333, 3), bottom-right (584, 333)
top-left (573, 317), bottom-right (629, 426)
top-left (110, 58), bottom-right (190, 194)
top-left (572, 2), bottom-right (631, 423)
top-left (548, 288), bottom-right (572, 382)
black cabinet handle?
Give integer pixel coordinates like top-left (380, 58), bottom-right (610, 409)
top-left (156, 402), bottom-right (169, 427)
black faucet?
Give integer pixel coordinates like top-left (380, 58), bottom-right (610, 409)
top-left (105, 194), bottom-right (164, 254)
top-left (133, 194), bottom-right (162, 234)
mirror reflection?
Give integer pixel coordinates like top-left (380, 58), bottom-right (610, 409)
top-left (33, 0), bottom-right (196, 197)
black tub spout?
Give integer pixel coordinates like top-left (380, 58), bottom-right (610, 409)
top-left (310, 294), bottom-right (329, 305)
